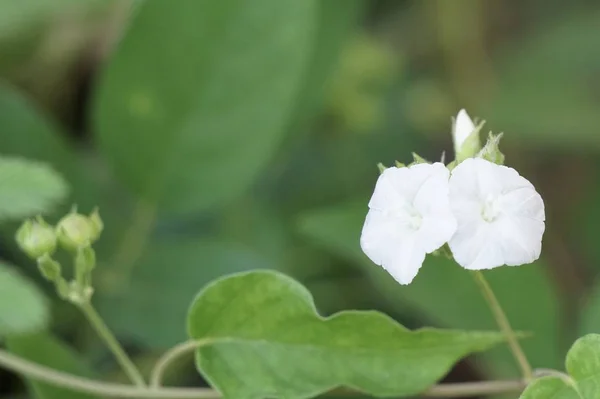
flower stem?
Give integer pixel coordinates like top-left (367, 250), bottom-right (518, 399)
top-left (79, 302), bottom-right (147, 387)
top-left (472, 271), bottom-right (533, 380)
top-left (0, 346), bottom-right (526, 398)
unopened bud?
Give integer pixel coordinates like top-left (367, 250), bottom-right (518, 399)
top-left (477, 132), bottom-right (505, 165)
top-left (15, 217), bottom-right (57, 259)
top-left (56, 208), bottom-right (103, 251)
top-left (453, 109), bottom-right (483, 162)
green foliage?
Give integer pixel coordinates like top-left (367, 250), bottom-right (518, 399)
top-left (0, 0), bottom-right (96, 36)
top-left (295, 200), bottom-right (562, 375)
top-left (187, 270), bottom-right (507, 399)
top-left (519, 376), bottom-right (578, 399)
top-left (99, 239), bottom-right (275, 348)
top-left (95, 0), bottom-right (318, 215)
top-left (486, 9), bottom-right (600, 147)
top-left (0, 157), bottom-right (67, 220)
top-left (6, 333), bottom-right (99, 399)
top-left (0, 262), bottom-right (47, 336)
top-left (520, 334), bottom-right (600, 398)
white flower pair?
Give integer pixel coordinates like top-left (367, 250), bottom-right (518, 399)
top-left (360, 110), bottom-right (545, 285)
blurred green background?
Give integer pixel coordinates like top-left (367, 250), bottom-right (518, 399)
top-left (1, 0), bottom-right (600, 397)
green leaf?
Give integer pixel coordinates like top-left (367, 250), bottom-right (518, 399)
top-left (520, 334), bottom-right (600, 398)
top-left (0, 157), bottom-right (68, 219)
top-left (295, 200), bottom-right (562, 376)
top-left (187, 270), bottom-right (507, 399)
top-left (97, 238), bottom-right (274, 348)
top-left (565, 334), bottom-right (600, 398)
top-left (519, 376), bottom-right (578, 399)
top-left (0, 0), bottom-right (95, 36)
top-left (95, 0), bottom-right (317, 215)
top-left (288, 0), bottom-right (364, 127)
top-left (6, 333), bottom-right (99, 399)
top-left (0, 262), bottom-right (47, 336)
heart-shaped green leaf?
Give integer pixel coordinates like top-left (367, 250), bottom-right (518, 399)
top-left (188, 270), bottom-right (507, 399)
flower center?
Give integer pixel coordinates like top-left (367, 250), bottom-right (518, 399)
top-left (481, 196), bottom-right (500, 223)
top-left (385, 206), bottom-right (423, 231)
top-left (407, 212), bottom-right (423, 230)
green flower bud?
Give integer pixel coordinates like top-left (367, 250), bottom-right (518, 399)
top-left (56, 209), bottom-right (103, 251)
top-left (477, 132), bottom-right (505, 165)
top-left (15, 217), bottom-right (57, 259)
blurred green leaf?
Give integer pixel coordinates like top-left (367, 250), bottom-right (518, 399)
top-left (295, 200), bottom-right (562, 375)
top-left (0, 85), bottom-right (75, 181)
top-left (288, 0), bottom-right (364, 128)
top-left (6, 333), bottom-right (99, 399)
top-left (565, 334), bottom-right (600, 398)
top-left (486, 10), bottom-right (600, 147)
top-left (579, 284), bottom-right (600, 337)
top-left (0, 157), bottom-right (68, 220)
top-left (521, 334), bottom-right (600, 398)
top-left (98, 238), bottom-right (274, 348)
top-left (0, 0), bottom-right (97, 36)
top-left (0, 262), bottom-right (47, 336)
top-left (519, 376), bottom-right (577, 399)
top-left (188, 270), bottom-right (506, 399)
top-left (95, 0), bottom-right (318, 215)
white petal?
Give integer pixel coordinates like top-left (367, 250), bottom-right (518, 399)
top-left (453, 109), bottom-right (475, 151)
top-left (361, 162), bottom-right (457, 284)
top-left (413, 163), bottom-right (457, 252)
top-left (360, 209), bottom-right (424, 284)
top-left (368, 163), bottom-right (446, 211)
top-left (448, 158), bottom-right (545, 270)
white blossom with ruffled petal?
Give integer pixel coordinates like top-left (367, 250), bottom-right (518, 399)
top-left (448, 158), bottom-right (545, 270)
top-left (360, 162), bottom-right (457, 284)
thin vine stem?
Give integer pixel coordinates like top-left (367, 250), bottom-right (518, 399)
top-left (472, 270), bottom-right (533, 380)
top-left (150, 340), bottom-right (211, 388)
top-left (0, 347), bottom-right (526, 398)
top-left (79, 302), bottom-right (147, 387)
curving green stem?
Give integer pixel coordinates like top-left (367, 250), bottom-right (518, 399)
top-left (472, 270), bottom-right (533, 380)
top-left (0, 346), bottom-right (526, 398)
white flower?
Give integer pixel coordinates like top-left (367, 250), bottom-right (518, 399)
top-left (453, 109), bottom-right (476, 152)
top-left (448, 158), bottom-right (545, 270)
top-left (360, 162), bottom-right (457, 284)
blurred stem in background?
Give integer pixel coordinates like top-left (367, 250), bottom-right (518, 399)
top-left (104, 199), bottom-right (156, 294)
top-left (472, 270), bottom-right (533, 380)
top-left (430, 0), bottom-right (495, 105)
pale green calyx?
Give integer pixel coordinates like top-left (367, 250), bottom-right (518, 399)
top-left (15, 217), bottom-right (57, 259)
top-left (56, 208), bottom-right (103, 251)
top-left (477, 132), bottom-right (505, 165)
top-left (37, 253), bottom-right (61, 281)
top-left (453, 109), bottom-right (484, 162)
top-left (411, 152), bottom-right (429, 165)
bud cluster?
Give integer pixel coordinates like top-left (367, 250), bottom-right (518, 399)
top-left (15, 207), bottom-right (103, 304)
